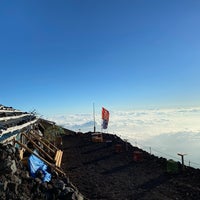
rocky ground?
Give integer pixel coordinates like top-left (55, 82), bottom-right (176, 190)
top-left (0, 143), bottom-right (83, 200)
top-left (62, 132), bottom-right (200, 200)
top-left (1, 132), bottom-right (200, 200)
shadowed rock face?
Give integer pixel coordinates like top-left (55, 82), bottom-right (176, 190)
top-left (62, 132), bottom-right (200, 200)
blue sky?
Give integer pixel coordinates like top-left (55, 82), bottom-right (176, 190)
top-left (1, 0), bottom-right (200, 115)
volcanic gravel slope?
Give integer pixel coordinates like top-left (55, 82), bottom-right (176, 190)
top-left (61, 132), bottom-right (200, 200)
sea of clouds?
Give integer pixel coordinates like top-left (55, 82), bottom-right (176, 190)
top-left (46, 107), bottom-right (200, 168)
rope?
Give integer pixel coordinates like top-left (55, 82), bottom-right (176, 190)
top-left (134, 141), bottom-right (200, 168)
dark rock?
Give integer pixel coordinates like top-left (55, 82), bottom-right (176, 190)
top-left (72, 191), bottom-right (84, 200)
top-left (20, 170), bottom-right (30, 179)
top-left (65, 186), bottom-right (74, 193)
top-left (0, 149), bottom-right (8, 160)
top-left (11, 175), bottom-right (21, 184)
top-left (54, 179), bottom-right (65, 190)
top-left (41, 182), bottom-right (48, 189)
top-left (0, 139), bottom-right (84, 200)
top-left (0, 158), bottom-right (17, 175)
top-left (35, 177), bottom-right (42, 184)
top-left (6, 145), bottom-right (16, 154)
top-left (3, 181), bottom-right (8, 191)
top-left (47, 183), bottom-right (53, 190)
top-left (10, 160), bottom-right (17, 174)
top-left (36, 169), bottom-right (45, 180)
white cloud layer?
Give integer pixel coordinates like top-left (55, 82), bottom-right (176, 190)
top-left (46, 107), bottom-right (200, 168)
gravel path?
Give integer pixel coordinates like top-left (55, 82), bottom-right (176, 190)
top-left (61, 133), bottom-right (200, 200)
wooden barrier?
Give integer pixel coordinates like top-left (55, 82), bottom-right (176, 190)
top-left (29, 132), bottom-right (63, 168)
top-left (133, 151), bottom-right (143, 162)
top-left (14, 139), bottom-right (65, 176)
top-left (15, 131), bottom-right (64, 175)
top-left (22, 133), bottom-right (54, 162)
top-left (92, 134), bottom-right (103, 143)
top-left (29, 131), bottom-right (57, 153)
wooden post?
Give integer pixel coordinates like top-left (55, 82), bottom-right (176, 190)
top-left (177, 153), bottom-right (187, 170)
top-left (124, 139), bottom-right (128, 151)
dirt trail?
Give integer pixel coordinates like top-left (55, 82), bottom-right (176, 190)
top-left (62, 133), bottom-right (200, 200)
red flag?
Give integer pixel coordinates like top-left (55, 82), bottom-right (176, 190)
top-left (102, 107), bottom-right (109, 121)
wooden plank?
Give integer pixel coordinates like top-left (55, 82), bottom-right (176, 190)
top-left (55, 150), bottom-right (61, 167)
top-left (56, 150), bottom-right (63, 167)
top-left (14, 140), bottom-right (66, 176)
top-left (19, 149), bottom-right (24, 160)
top-left (29, 131), bottom-right (56, 152)
top-left (22, 133), bottom-right (54, 162)
top-left (58, 151), bottom-right (63, 168)
top-left (44, 139), bottom-right (59, 150)
top-left (29, 131), bottom-right (56, 154)
top-left (54, 150), bottom-right (59, 162)
top-left (34, 132), bottom-right (59, 151)
top-left (39, 136), bottom-right (59, 151)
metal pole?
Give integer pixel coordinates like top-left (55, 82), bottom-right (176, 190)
top-left (149, 147), bottom-right (152, 155)
top-left (177, 153), bottom-right (187, 170)
top-left (93, 103), bottom-right (96, 133)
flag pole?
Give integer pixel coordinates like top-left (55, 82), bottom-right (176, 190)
top-left (93, 103), bottom-right (96, 133)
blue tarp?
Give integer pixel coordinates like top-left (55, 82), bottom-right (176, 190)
top-left (28, 150), bottom-right (51, 182)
